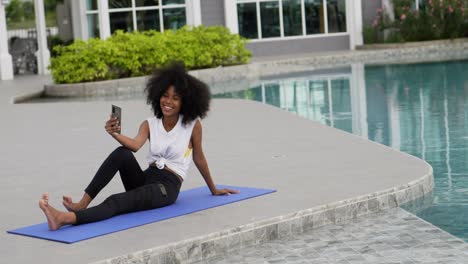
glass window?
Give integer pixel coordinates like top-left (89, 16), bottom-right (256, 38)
top-left (305, 0), bottom-right (325, 34)
top-left (110, 12), bottom-right (134, 33)
top-left (137, 10), bottom-right (160, 31)
top-left (108, 0), bottom-right (132, 9)
top-left (86, 0), bottom-right (98, 11)
top-left (236, 0), bottom-right (347, 39)
top-left (260, 1), bottom-right (280, 38)
top-left (237, 3), bottom-right (258, 39)
top-left (163, 0), bottom-right (185, 4)
top-left (88, 0), bottom-right (188, 38)
top-left (282, 0), bottom-right (303, 36)
top-left (327, 0), bottom-right (346, 33)
top-left (87, 14), bottom-right (100, 38)
top-left (136, 0), bottom-right (159, 7)
top-left (163, 8), bottom-right (186, 30)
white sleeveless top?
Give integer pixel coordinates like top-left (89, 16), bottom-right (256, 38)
top-left (146, 115), bottom-right (197, 180)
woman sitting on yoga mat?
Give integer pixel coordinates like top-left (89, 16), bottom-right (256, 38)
top-left (39, 63), bottom-right (239, 230)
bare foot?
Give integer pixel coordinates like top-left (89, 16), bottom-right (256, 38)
top-left (39, 193), bottom-right (66, 230)
top-left (39, 193), bottom-right (51, 224)
top-left (62, 196), bottom-right (86, 212)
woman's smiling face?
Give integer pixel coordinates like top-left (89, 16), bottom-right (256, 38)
top-left (160, 85), bottom-right (182, 118)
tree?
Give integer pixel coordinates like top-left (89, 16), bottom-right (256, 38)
top-left (45, 0), bottom-right (64, 12)
top-left (22, 1), bottom-right (35, 20)
top-left (6, 0), bottom-right (24, 23)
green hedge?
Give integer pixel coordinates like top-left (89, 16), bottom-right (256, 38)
top-left (49, 26), bottom-right (251, 84)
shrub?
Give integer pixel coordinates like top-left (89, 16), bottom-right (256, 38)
top-left (366, 0), bottom-right (467, 43)
top-left (363, 25), bottom-right (379, 44)
top-left (50, 39), bottom-right (119, 83)
top-left (49, 26), bottom-right (251, 84)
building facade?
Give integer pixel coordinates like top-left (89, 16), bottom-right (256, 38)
top-left (0, 0), bottom-right (417, 80)
top-left (70, 0), bottom-right (369, 57)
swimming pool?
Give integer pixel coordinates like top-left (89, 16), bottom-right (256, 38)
top-left (214, 59), bottom-right (468, 241)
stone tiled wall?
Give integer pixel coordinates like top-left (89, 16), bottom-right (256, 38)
top-left (92, 170), bottom-right (433, 264)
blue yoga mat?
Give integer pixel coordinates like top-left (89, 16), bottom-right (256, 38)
top-left (7, 185), bottom-right (275, 243)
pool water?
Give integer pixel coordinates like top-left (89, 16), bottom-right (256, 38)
top-left (214, 60), bottom-right (468, 241)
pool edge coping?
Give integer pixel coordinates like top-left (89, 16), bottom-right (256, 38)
top-left (91, 165), bottom-right (434, 264)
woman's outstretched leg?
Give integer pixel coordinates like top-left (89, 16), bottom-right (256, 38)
top-left (75, 181), bottom-right (178, 225)
top-left (63, 146), bottom-right (145, 212)
top-left (39, 193), bottom-right (77, 230)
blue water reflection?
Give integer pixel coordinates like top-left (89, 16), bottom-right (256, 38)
top-left (214, 60), bottom-right (468, 241)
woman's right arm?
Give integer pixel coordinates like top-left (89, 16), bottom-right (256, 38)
top-left (105, 116), bottom-right (149, 152)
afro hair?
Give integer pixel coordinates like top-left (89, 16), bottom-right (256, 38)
top-left (145, 63), bottom-right (211, 125)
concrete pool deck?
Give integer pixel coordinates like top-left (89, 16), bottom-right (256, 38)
top-left (0, 74), bottom-right (435, 264)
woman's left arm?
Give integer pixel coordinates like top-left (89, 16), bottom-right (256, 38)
top-left (192, 120), bottom-right (239, 196)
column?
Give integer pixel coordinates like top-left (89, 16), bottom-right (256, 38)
top-left (98, 0), bottom-right (110, 39)
top-left (192, 0), bottom-right (202, 26)
top-left (224, 0), bottom-right (238, 34)
top-left (347, 0), bottom-right (363, 50)
top-left (0, 2), bottom-right (13, 80)
top-left (71, 0), bottom-right (87, 40)
top-left (34, 0), bottom-right (51, 75)
top-left (187, 0), bottom-right (202, 26)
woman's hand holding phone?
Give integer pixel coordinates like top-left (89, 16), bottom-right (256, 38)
top-left (106, 105), bottom-right (122, 135)
top-left (105, 115), bottom-right (121, 135)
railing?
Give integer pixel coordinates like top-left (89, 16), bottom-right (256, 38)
top-left (7, 27), bottom-right (58, 40)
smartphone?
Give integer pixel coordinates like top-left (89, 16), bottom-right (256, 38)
top-left (111, 104), bottom-right (122, 134)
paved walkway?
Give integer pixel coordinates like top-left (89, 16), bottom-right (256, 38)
top-left (201, 208), bottom-right (468, 264)
top-left (0, 73), bottom-right (442, 264)
top-left (0, 74), bottom-right (51, 104)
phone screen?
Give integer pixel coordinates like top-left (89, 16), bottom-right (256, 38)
top-left (111, 105), bottom-right (122, 134)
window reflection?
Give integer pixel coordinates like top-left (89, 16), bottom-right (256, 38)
top-left (163, 8), bottom-right (186, 30)
top-left (265, 83), bottom-right (281, 108)
top-left (110, 12), bottom-right (134, 33)
top-left (327, 0), bottom-right (346, 33)
top-left (260, 1), bottom-right (280, 38)
top-left (87, 14), bottom-right (100, 38)
top-left (86, 0), bottom-right (98, 11)
top-left (309, 80), bottom-right (327, 124)
top-left (213, 74), bottom-right (352, 132)
top-left (330, 79), bottom-right (352, 132)
top-left (237, 3), bottom-right (258, 39)
top-left (163, 0), bottom-right (185, 4)
top-left (282, 0), bottom-right (303, 36)
top-left (136, 0), bottom-right (159, 7)
top-left (304, 0), bottom-right (325, 34)
top-left (137, 10), bottom-right (160, 31)
top-left (108, 0), bottom-right (132, 9)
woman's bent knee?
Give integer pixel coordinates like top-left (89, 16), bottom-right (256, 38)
top-left (109, 146), bottom-right (133, 161)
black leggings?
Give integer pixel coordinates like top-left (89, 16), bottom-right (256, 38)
top-left (74, 146), bottom-right (182, 225)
